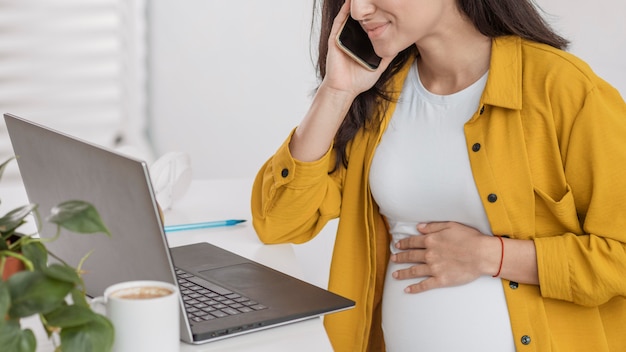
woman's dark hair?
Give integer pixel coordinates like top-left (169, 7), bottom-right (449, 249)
top-left (313, 0), bottom-right (569, 171)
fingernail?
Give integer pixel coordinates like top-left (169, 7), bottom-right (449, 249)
top-left (392, 271), bottom-right (398, 278)
top-left (404, 287), bottom-right (411, 293)
top-left (417, 223), bottom-right (426, 230)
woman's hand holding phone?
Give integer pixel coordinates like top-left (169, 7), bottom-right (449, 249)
top-left (323, 1), bottom-right (392, 98)
top-left (289, 1), bottom-right (393, 163)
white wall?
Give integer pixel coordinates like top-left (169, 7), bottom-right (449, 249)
top-left (148, 0), bottom-right (317, 179)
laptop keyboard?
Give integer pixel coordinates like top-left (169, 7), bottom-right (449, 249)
top-left (175, 268), bottom-right (268, 324)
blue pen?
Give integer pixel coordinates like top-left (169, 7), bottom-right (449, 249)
top-left (164, 219), bottom-right (246, 233)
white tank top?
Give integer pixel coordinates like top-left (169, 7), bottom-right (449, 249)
top-left (369, 63), bottom-right (515, 351)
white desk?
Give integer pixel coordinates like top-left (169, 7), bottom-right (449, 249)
top-left (3, 178), bottom-right (334, 352)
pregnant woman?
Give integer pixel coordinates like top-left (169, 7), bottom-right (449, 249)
top-left (251, 0), bottom-right (626, 350)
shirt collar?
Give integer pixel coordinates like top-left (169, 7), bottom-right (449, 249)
top-left (482, 36), bottom-right (523, 110)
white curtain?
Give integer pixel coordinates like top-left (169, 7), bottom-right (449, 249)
top-left (0, 0), bottom-right (149, 180)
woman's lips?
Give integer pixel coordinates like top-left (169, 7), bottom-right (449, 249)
top-left (362, 22), bottom-right (389, 39)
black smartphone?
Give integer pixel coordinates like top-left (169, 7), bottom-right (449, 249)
top-left (336, 16), bottom-right (382, 71)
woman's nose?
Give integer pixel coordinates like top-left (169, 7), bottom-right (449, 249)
top-left (350, 0), bottom-right (375, 20)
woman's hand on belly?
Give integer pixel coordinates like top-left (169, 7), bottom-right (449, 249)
top-left (390, 221), bottom-right (502, 294)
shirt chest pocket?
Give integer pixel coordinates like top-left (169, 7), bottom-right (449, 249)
top-left (533, 184), bottom-right (583, 236)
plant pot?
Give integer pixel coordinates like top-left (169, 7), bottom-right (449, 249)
top-left (2, 256), bottom-right (25, 281)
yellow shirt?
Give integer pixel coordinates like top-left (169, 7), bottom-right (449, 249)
top-left (251, 36), bottom-right (626, 351)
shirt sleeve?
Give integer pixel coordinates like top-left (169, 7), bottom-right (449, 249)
top-left (535, 80), bottom-right (626, 307)
top-left (251, 129), bottom-right (343, 245)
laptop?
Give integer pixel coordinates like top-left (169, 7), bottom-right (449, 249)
top-left (4, 113), bottom-right (354, 344)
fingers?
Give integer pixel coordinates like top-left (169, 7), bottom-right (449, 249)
top-left (395, 236), bottom-right (423, 251)
top-left (394, 222), bottom-right (450, 250)
top-left (391, 248), bottom-right (426, 263)
top-left (404, 278), bottom-right (438, 294)
top-left (392, 262), bottom-right (428, 279)
top-left (392, 267), bottom-right (441, 294)
top-left (329, 1), bottom-right (351, 39)
top-left (416, 221), bottom-right (450, 234)
top-left (390, 222), bottom-right (485, 294)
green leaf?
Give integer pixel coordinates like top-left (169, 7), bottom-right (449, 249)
top-left (44, 263), bottom-right (82, 285)
top-left (0, 319), bottom-right (37, 352)
top-left (0, 204), bottom-right (37, 234)
top-left (0, 157), bottom-right (15, 182)
top-left (6, 271), bottom-right (74, 318)
top-left (44, 305), bottom-right (97, 328)
top-left (46, 200), bottom-right (111, 237)
top-left (59, 313), bottom-right (114, 352)
top-left (70, 288), bottom-right (89, 307)
top-left (0, 281), bottom-right (11, 320)
top-left (21, 241), bottom-right (48, 271)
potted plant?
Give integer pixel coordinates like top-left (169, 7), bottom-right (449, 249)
top-left (0, 157), bottom-right (115, 352)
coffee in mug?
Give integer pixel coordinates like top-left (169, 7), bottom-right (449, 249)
top-left (110, 286), bottom-right (174, 300)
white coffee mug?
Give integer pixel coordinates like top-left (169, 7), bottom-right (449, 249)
top-left (91, 280), bottom-right (180, 352)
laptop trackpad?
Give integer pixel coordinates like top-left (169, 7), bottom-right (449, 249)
top-left (198, 263), bottom-right (293, 291)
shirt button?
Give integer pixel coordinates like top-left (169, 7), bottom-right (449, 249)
top-left (472, 143), bottom-right (481, 152)
top-left (509, 281), bottom-right (519, 289)
top-left (479, 105), bottom-right (485, 115)
top-left (487, 193), bottom-right (498, 203)
top-left (281, 168), bottom-right (289, 178)
top-left (521, 335), bottom-right (531, 345)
